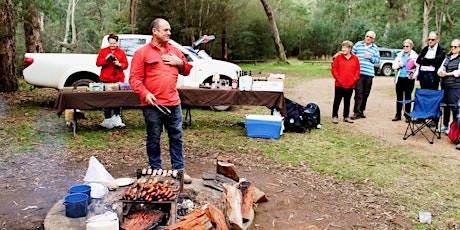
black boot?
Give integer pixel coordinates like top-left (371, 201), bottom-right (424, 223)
top-left (392, 115), bottom-right (401, 121)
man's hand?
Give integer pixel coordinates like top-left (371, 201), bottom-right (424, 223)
top-left (364, 52), bottom-right (371, 60)
top-left (145, 93), bottom-right (157, 105)
top-left (162, 54), bottom-right (183, 67)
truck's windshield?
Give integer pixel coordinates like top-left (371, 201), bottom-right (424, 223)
top-left (118, 38), bottom-right (146, 56)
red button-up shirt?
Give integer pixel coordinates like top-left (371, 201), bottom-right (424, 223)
top-left (129, 41), bottom-right (192, 106)
top-left (96, 46), bottom-right (129, 83)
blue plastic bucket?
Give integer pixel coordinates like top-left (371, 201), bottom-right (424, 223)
top-left (69, 184), bottom-right (91, 204)
top-left (63, 193), bottom-right (88, 218)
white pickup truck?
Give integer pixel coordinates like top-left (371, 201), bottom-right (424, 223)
top-left (23, 34), bottom-right (243, 89)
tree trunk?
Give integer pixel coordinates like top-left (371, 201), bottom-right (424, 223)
top-left (221, 29), bottom-right (228, 61)
top-left (444, 0), bottom-right (454, 31)
top-left (0, 0), bottom-right (18, 92)
top-left (129, 0), bottom-right (137, 33)
top-left (422, 0), bottom-right (431, 48)
top-left (23, 1), bottom-right (43, 53)
top-left (61, 0), bottom-right (72, 53)
top-left (70, 0), bottom-right (77, 45)
top-left (260, 0), bottom-right (287, 64)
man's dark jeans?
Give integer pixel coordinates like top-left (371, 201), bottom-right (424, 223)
top-left (142, 105), bottom-right (184, 170)
top-left (353, 74), bottom-right (373, 115)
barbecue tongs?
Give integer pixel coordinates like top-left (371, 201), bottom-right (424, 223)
top-left (154, 103), bottom-right (171, 115)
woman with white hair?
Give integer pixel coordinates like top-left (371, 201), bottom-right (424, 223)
top-left (391, 39), bottom-right (418, 122)
top-left (437, 39), bottom-right (460, 134)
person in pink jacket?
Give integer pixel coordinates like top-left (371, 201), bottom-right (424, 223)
top-left (331, 40), bottom-right (361, 124)
top-left (96, 33), bottom-right (129, 128)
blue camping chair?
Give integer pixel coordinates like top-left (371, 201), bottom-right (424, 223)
top-left (401, 88), bottom-right (444, 144)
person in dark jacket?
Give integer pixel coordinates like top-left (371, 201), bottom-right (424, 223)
top-left (437, 39), bottom-right (460, 134)
top-left (331, 40), bottom-right (360, 124)
top-left (416, 31), bottom-right (446, 90)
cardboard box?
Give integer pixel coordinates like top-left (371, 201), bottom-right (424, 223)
top-left (252, 79), bottom-right (284, 92)
top-left (252, 73), bottom-right (284, 92)
top-left (246, 115), bottom-right (283, 139)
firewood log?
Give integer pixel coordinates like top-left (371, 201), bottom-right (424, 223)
top-left (252, 186), bottom-right (268, 203)
top-left (216, 157), bottom-right (239, 182)
top-left (165, 207), bottom-right (212, 230)
top-left (205, 203), bottom-right (229, 230)
top-left (202, 171), bottom-right (237, 192)
top-left (223, 183), bottom-right (243, 230)
top-left (240, 183), bottom-right (254, 222)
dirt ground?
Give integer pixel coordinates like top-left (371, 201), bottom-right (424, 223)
top-left (1, 76), bottom-right (459, 230)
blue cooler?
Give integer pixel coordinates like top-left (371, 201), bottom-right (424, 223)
top-left (245, 115), bottom-right (283, 139)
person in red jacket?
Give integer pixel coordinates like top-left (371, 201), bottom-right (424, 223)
top-left (96, 33), bottom-right (129, 128)
top-left (331, 40), bottom-right (361, 124)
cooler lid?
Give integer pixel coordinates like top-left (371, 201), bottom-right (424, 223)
top-left (246, 115), bottom-right (283, 121)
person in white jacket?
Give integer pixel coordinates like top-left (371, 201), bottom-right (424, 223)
top-left (392, 39), bottom-right (419, 122)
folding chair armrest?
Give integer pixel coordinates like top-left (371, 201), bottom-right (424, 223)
top-left (398, 99), bottom-right (414, 105)
top-left (440, 103), bottom-right (457, 107)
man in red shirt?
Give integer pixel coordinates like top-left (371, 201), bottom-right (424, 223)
top-left (331, 40), bottom-right (361, 124)
top-left (130, 18), bottom-right (193, 183)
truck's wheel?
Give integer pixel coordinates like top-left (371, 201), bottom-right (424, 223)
top-left (382, 65), bottom-right (393, 76)
top-left (211, 105), bottom-right (231, 111)
top-left (207, 76), bottom-right (232, 111)
top-left (72, 79), bottom-right (94, 87)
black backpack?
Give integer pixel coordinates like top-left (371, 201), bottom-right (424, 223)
top-left (304, 103), bottom-right (321, 130)
top-left (283, 98), bottom-right (308, 133)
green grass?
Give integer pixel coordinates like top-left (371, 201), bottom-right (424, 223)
top-left (2, 62), bottom-right (459, 228)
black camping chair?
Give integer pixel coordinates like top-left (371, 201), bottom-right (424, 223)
top-left (400, 88), bottom-right (444, 144)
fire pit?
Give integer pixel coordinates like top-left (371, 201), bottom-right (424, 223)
top-left (44, 165), bottom-right (266, 230)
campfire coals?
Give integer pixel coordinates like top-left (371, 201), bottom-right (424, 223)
top-left (176, 196), bottom-right (198, 219)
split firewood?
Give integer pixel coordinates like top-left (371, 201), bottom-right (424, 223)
top-left (223, 183), bottom-right (243, 230)
top-left (165, 207), bottom-right (212, 230)
top-left (202, 171), bottom-right (236, 192)
top-left (240, 181), bottom-right (254, 222)
top-left (205, 203), bottom-right (229, 230)
top-left (252, 186), bottom-right (268, 203)
top-left (216, 157), bottom-right (239, 182)
top-left (202, 171), bottom-right (235, 183)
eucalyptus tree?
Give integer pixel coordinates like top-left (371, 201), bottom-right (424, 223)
top-left (0, 0), bottom-right (18, 92)
top-left (22, 0), bottom-right (43, 53)
top-left (260, 0), bottom-right (287, 63)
